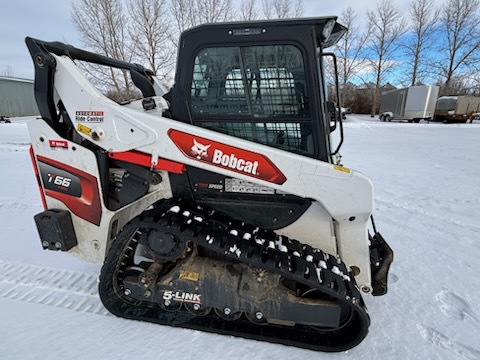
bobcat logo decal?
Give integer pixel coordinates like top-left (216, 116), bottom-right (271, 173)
top-left (191, 139), bottom-right (211, 159)
top-left (168, 129), bottom-right (287, 185)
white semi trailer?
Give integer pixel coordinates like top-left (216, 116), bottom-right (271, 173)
top-left (379, 85), bottom-right (439, 123)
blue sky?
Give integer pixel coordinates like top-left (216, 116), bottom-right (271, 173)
top-left (0, 0), bottom-right (446, 80)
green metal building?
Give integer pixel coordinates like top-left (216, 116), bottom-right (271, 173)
top-left (0, 76), bottom-right (39, 117)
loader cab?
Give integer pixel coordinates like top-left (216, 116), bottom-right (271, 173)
top-left (166, 18), bottom-right (346, 229)
top-left (168, 17), bottom-right (346, 163)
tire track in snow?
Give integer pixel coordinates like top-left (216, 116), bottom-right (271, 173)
top-left (0, 260), bottom-right (108, 315)
top-left (436, 289), bottom-right (479, 322)
top-left (0, 142), bottom-right (30, 152)
top-left (417, 324), bottom-right (480, 360)
top-left (376, 197), bottom-right (480, 232)
top-left (0, 197), bottom-right (39, 210)
top-left (417, 290), bottom-right (480, 359)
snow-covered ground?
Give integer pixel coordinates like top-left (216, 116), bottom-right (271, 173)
top-left (1, 115), bottom-right (479, 360)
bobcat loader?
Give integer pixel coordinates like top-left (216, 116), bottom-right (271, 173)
top-left (26, 17), bottom-right (393, 352)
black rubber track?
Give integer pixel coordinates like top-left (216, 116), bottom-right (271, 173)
top-left (98, 200), bottom-right (370, 352)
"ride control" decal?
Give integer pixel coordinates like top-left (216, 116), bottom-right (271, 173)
top-left (75, 111), bottom-right (104, 123)
top-left (168, 129), bottom-right (287, 185)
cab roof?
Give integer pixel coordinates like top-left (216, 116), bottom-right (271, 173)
top-left (180, 16), bottom-right (347, 49)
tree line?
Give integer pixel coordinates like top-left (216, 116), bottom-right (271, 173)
top-left (71, 0), bottom-right (480, 113)
top-left (334, 0), bottom-right (480, 115)
top-left (71, 0), bottom-right (303, 101)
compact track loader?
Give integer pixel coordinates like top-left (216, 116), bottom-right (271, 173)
top-left (26, 17), bottom-right (393, 352)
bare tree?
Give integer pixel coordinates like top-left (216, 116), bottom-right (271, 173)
top-left (238, 0), bottom-right (259, 21)
top-left (435, 76), bottom-right (467, 95)
top-left (334, 7), bottom-right (370, 106)
top-left (128, 0), bottom-right (175, 82)
top-left (72, 0), bottom-right (134, 100)
top-left (438, 0), bottom-right (480, 94)
top-left (197, 0), bottom-right (234, 23)
top-left (366, 0), bottom-right (406, 116)
top-left (261, 0), bottom-right (303, 19)
top-left (170, 0), bottom-right (234, 46)
top-left (170, 0), bottom-right (198, 37)
top-left (0, 65), bottom-right (14, 77)
top-left (404, 0), bottom-right (440, 86)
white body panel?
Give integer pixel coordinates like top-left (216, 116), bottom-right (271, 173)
top-left (29, 54), bottom-right (375, 292)
top-left (29, 120), bottom-right (173, 263)
top-left (277, 201), bottom-right (337, 256)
